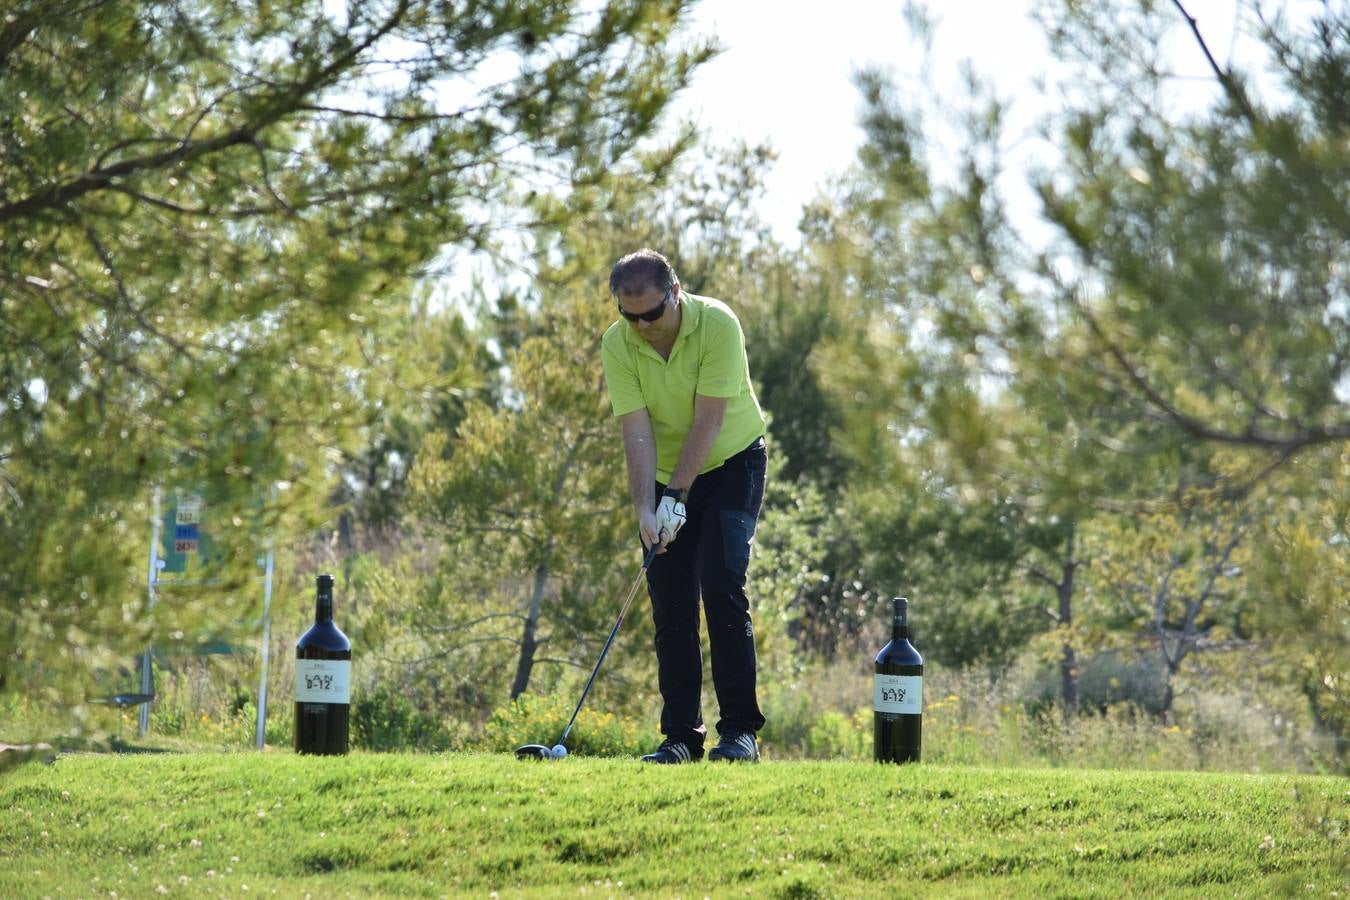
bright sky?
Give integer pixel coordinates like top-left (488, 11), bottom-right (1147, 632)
top-left (667, 0), bottom-right (1257, 245)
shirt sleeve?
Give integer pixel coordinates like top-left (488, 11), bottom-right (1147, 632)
top-left (602, 329), bottom-right (646, 418)
top-left (695, 307), bottom-right (746, 399)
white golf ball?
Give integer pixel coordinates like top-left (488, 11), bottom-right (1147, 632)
top-left (551, 744), bottom-right (568, 759)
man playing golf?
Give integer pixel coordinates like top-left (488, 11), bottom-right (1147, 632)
top-left (601, 248), bottom-right (768, 764)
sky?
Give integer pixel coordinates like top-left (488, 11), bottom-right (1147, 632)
top-left (664, 0), bottom-right (1256, 245)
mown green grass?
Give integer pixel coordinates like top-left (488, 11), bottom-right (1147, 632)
top-left (1, 752), bottom-right (1344, 898)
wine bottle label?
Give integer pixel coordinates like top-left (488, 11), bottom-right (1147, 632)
top-left (295, 659), bottom-right (351, 704)
top-left (874, 674), bottom-right (922, 715)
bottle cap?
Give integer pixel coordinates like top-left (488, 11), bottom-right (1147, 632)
top-left (317, 573), bottom-right (335, 590)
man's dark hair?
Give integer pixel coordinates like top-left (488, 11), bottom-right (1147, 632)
top-left (609, 248), bottom-right (676, 298)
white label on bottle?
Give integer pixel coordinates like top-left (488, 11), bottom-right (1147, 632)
top-left (296, 659), bottom-right (351, 704)
top-left (874, 674), bottom-right (922, 715)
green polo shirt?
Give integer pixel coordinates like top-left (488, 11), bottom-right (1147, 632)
top-left (602, 292), bottom-right (766, 483)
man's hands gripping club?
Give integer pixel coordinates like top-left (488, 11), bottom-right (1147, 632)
top-left (639, 486), bottom-right (688, 552)
top-left (655, 487), bottom-right (688, 547)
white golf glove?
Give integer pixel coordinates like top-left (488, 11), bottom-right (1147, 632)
top-left (655, 489), bottom-right (688, 544)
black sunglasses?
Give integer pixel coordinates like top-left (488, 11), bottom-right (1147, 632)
top-left (617, 288), bottom-right (670, 323)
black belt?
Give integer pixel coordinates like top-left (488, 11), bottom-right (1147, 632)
top-left (725, 435), bottom-right (766, 463)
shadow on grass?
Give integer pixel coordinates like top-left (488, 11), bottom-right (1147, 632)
top-left (52, 735), bottom-right (177, 755)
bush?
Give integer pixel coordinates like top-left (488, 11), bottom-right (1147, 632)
top-left (478, 693), bottom-right (647, 757)
top-left (805, 709), bottom-right (870, 759)
top-left (1025, 650), bottom-right (1167, 716)
top-left (350, 685), bottom-right (453, 752)
top-left (758, 681), bottom-right (818, 756)
top-left (263, 701), bottom-right (292, 748)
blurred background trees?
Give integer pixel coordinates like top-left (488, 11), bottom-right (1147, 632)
top-left (2, 0), bottom-right (1344, 771)
top-left (0, 0), bottom-right (711, 716)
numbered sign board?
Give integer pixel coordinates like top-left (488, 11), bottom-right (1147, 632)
top-left (159, 490), bottom-right (214, 574)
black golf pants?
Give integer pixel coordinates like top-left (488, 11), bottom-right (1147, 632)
top-left (646, 437), bottom-right (767, 751)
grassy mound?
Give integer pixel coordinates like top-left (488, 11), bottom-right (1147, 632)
top-left (1, 752), bottom-right (1344, 897)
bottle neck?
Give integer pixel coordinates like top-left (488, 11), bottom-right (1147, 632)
top-left (315, 591), bottom-right (333, 623)
top-left (891, 598), bottom-right (909, 641)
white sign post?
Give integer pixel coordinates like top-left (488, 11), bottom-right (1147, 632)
top-left (255, 539), bottom-right (275, 749)
top-left (138, 486), bottom-right (163, 737)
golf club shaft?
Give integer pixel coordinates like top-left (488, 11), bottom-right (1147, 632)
top-left (557, 544), bottom-right (660, 746)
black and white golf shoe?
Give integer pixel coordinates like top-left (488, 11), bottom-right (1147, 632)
top-left (707, 731), bottom-right (759, 763)
top-left (640, 738), bottom-right (701, 764)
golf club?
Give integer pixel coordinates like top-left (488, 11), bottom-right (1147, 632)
top-left (515, 543), bottom-right (660, 761)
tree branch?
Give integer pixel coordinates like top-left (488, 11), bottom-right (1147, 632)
top-left (422, 612), bottom-right (526, 633)
top-left (0, 0), bottom-right (413, 224)
top-left (77, 226), bottom-right (196, 361)
top-left (1081, 300), bottom-right (1350, 452)
top-left (0, 126), bottom-right (260, 224)
top-left (0, 1), bottom-right (116, 69)
top-left (1152, 555), bottom-right (1179, 667)
top-left (1180, 517), bottom-right (1246, 642)
top-left (1170, 0), bottom-right (1260, 122)
top-left (1022, 564), bottom-right (1061, 591)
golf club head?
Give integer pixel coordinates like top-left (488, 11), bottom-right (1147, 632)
top-left (514, 743), bottom-right (554, 760)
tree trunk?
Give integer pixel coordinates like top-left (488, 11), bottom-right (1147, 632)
top-left (509, 559), bottom-right (551, 700)
top-left (1059, 523), bottom-right (1079, 718)
top-left (1060, 642), bottom-right (1078, 719)
top-left (509, 620), bottom-right (537, 701)
top-left (338, 510), bottom-right (355, 614)
top-left (1160, 671), bottom-right (1176, 722)
top-left (508, 439), bottom-right (580, 701)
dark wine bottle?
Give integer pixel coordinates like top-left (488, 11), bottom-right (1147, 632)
top-left (874, 596), bottom-right (922, 763)
top-left (294, 573), bottom-right (351, 755)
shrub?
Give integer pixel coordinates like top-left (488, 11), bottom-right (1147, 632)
top-left (478, 693), bottom-right (647, 757)
top-left (1024, 650), bottom-right (1168, 716)
top-left (350, 685), bottom-right (453, 752)
top-left (805, 709), bottom-right (870, 760)
top-left (758, 681), bottom-right (819, 756)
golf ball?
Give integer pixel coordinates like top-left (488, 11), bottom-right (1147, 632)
top-left (551, 744), bottom-right (568, 759)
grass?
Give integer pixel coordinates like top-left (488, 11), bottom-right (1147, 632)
top-left (1, 752), bottom-right (1345, 898)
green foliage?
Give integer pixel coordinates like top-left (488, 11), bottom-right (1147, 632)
top-left (407, 286), bottom-right (636, 702)
top-left (1024, 651), bottom-right (1169, 718)
top-left (752, 652), bottom-right (1339, 772)
top-left (477, 692), bottom-right (648, 757)
top-left (758, 681), bottom-right (872, 761)
top-left (1032, 1), bottom-right (1350, 467)
top-left (795, 0), bottom-right (1349, 734)
top-left (333, 299), bottom-right (494, 528)
top-left (350, 685), bottom-right (452, 753)
top-left (848, 481), bottom-right (1063, 668)
top-left (1, 754), bottom-right (1344, 896)
top-left (745, 455), bottom-right (837, 676)
top-left (835, 0), bottom-right (1350, 504)
top-left (1248, 450), bottom-right (1350, 761)
top-left (1, 0), bottom-right (711, 727)
top-left (1084, 491), bottom-right (1254, 716)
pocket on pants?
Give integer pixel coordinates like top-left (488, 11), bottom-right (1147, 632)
top-left (720, 509), bottom-right (757, 575)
